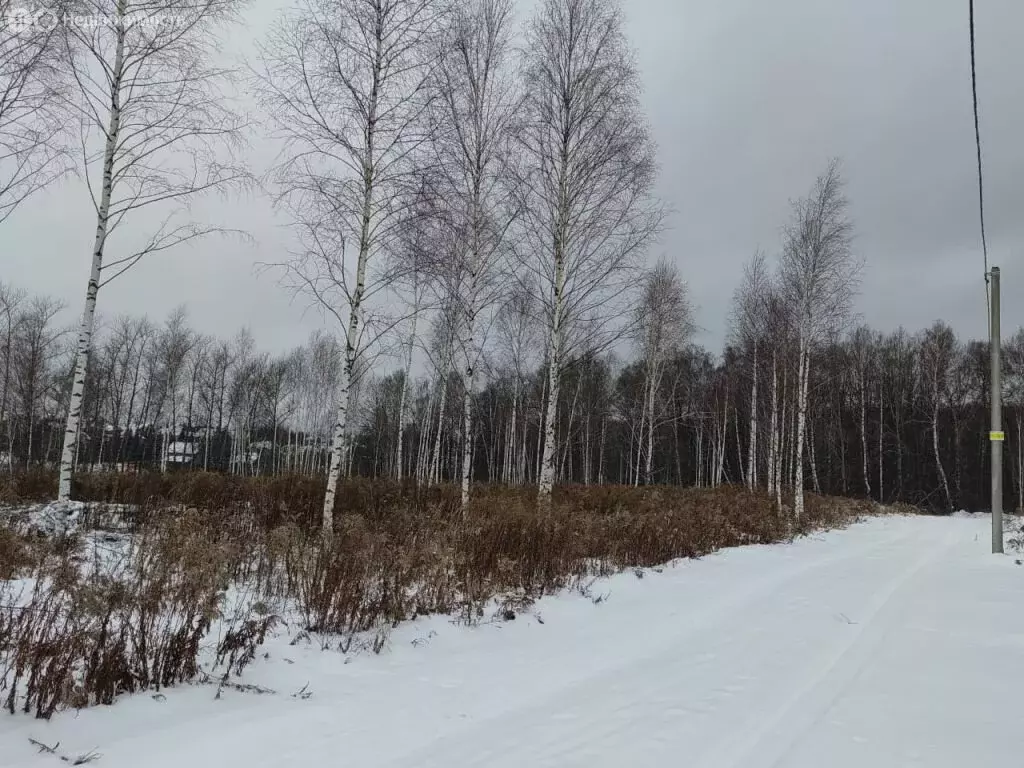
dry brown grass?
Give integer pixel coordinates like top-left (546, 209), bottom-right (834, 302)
top-left (0, 512), bottom-right (265, 718)
top-left (0, 473), bottom-right (874, 718)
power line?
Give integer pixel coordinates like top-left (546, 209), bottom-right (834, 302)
top-left (971, 2), bottom-right (1003, 547)
top-left (968, 0), bottom-right (990, 307)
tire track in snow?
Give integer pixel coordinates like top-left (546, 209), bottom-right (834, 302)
top-left (692, 521), bottom-right (964, 768)
top-left (378, 519), bottom-right (928, 768)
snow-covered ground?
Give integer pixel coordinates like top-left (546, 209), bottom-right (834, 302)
top-left (2, 514), bottom-right (1022, 767)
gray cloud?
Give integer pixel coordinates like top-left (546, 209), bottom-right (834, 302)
top-left (628, 0), bottom-right (1023, 348)
top-left (4, 0), bottom-right (1022, 352)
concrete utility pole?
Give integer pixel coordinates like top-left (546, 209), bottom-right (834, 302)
top-left (990, 266), bottom-right (1003, 554)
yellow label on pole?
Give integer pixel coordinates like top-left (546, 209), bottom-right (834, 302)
top-left (990, 431), bottom-right (1005, 441)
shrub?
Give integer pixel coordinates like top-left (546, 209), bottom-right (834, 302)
top-left (1, 473), bottom-right (867, 718)
top-left (0, 513), bottom-right (250, 718)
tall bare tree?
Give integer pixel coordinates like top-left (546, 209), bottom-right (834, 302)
top-left (919, 321), bottom-right (956, 511)
top-left (494, 287), bottom-right (540, 485)
top-left (153, 306), bottom-right (195, 470)
top-left (257, 0), bottom-right (438, 535)
top-left (0, 281), bottom-right (26, 472)
top-left (730, 250), bottom-right (771, 490)
top-left (779, 159), bottom-right (859, 522)
top-left (0, 2), bottom-right (69, 223)
top-left (634, 259), bottom-right (692, 485)
top-left (56, 0), bottom-right (250, 500)
top-left (11, 295), bottom-right (64, 467)
top-left (99, 313), bottom-right (151, 466)
top-left (394, 246), bottom-right (426, 482)
top-left (428, 0), bottom-right (517, 512)
top-left (848, 325), bottom-right (874, 498)
top-left (517, 0), bottom-right (664, 508)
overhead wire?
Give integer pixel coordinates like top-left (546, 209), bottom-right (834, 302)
top-left (968, 0), bottom-right (991, 316)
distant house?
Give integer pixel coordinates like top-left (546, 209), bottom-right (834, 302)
top-left (167, 441), bottom-right (197, 467)
top-left (249, 440), bottom-right (274, 470)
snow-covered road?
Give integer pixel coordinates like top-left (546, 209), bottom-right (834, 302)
top-left (3, 514), bottom-right (1023, 767)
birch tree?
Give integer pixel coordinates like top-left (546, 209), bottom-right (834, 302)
top-left (494, 288), bottom-right (539, 485)
top-left (393, 241), bottom-right (425, 481)
top-left (257, 0), bottom-right (438, 535)
top-left (56, 0), bottom-right (250, 501)
top-left (518, 0), bottom-right (664, 509)
top-left (881, 328), bottom-right (915, 500)
top-left (100, 313), bottom-right (150, 467)
top-left (422, 297), bottom-right (460, 485)
top-left (730, 250), bottom-right (771, 490)
top-left (848, 325), bottom-right (874, 498)
top-left (153, 306), bottom-right (195, 470)
top-left (0, 0), bottom-right (69, 222)
top-left (760, 287), bottom-right (789, 504)
top-left (11, 295), bottom-right (64, 467)
top-left (919, 321), bottom-right (956, 511)
top-left (634, 259), bottom-right (692, 484)
top-left (0, 282), bottom-right (26, 471)
top-left (428, 0), bottom-right (517, 512)
top-left (779, 159), bottom-right (859, 522)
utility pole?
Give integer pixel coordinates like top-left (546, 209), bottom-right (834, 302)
top-left (990, 266), bottom-right (1003, 553)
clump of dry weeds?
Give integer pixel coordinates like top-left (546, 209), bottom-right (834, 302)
top-left (1, 475), bottom-right (866, 718)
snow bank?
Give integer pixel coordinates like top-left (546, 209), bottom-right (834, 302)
top-left (0, 500), bottom-right (86, 537)
top-left (0, 501), bottom-right (142, 537)
top-left (1, 514), bottom-right (1021, 767)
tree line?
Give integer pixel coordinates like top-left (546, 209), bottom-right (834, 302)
top-left (3, 269), bottom-right (1022, 514)
top-left (0, 0), bottom-right (1011, 529)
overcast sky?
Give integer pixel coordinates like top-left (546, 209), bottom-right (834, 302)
top-left (3, 0), bottom-right (1022, 354)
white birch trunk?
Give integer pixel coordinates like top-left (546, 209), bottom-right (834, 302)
top-left (321, 210), bottom-right (368, 535)
top-left (711, 419), bottom-right (719, 488)
top-left (715, 399), bottom-right (727, 486)
top-left (582, 411), bottom-right (591, 485)
top-left (346, 421), bottom-right (356, 476)
top-left (537, 339), bottom-right (561, 505)
top-left (395, 311), bottom-right (417, 481)
top-left (768, 350), bottom-right (778, 498)
top-left (460, 363), bottom-right (474, 514)
top-left (932, 394), bottom-right (952, 510)
top-left (319, 16), bottom-right (384, 534)
top-left (537, 252), bottom-right (565, 508)
top-left (808, 417), bottom-right (821, 493)
top-left (505, 390), bottom-right (518, 484)
top-left (416, 387), bottom-right (433, 485)
top-left (57, 15), bottom-right (126, 501)
top-left (860, 368), bottom-right (870, 499)
top-left (430, 370), bottom-right (449, 485)
top-left (519, 401), bottom-right (529, 483)
top-left (793, 336), bottom-right (810, 522)
top-left (734, 406), bottom-right (744, 487)
top-left (878, 381), bottom-right (884, 503)
top-left (695, 423), bottom-right (703, 488)
top-left (781, 365), bottom-right (790, 504)
top-left (534, 375), bottom-right (546, 483)
top-left (644, 372), bottom-right (656, 484)
top-left (748, 340), bottom-right (758, 489)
